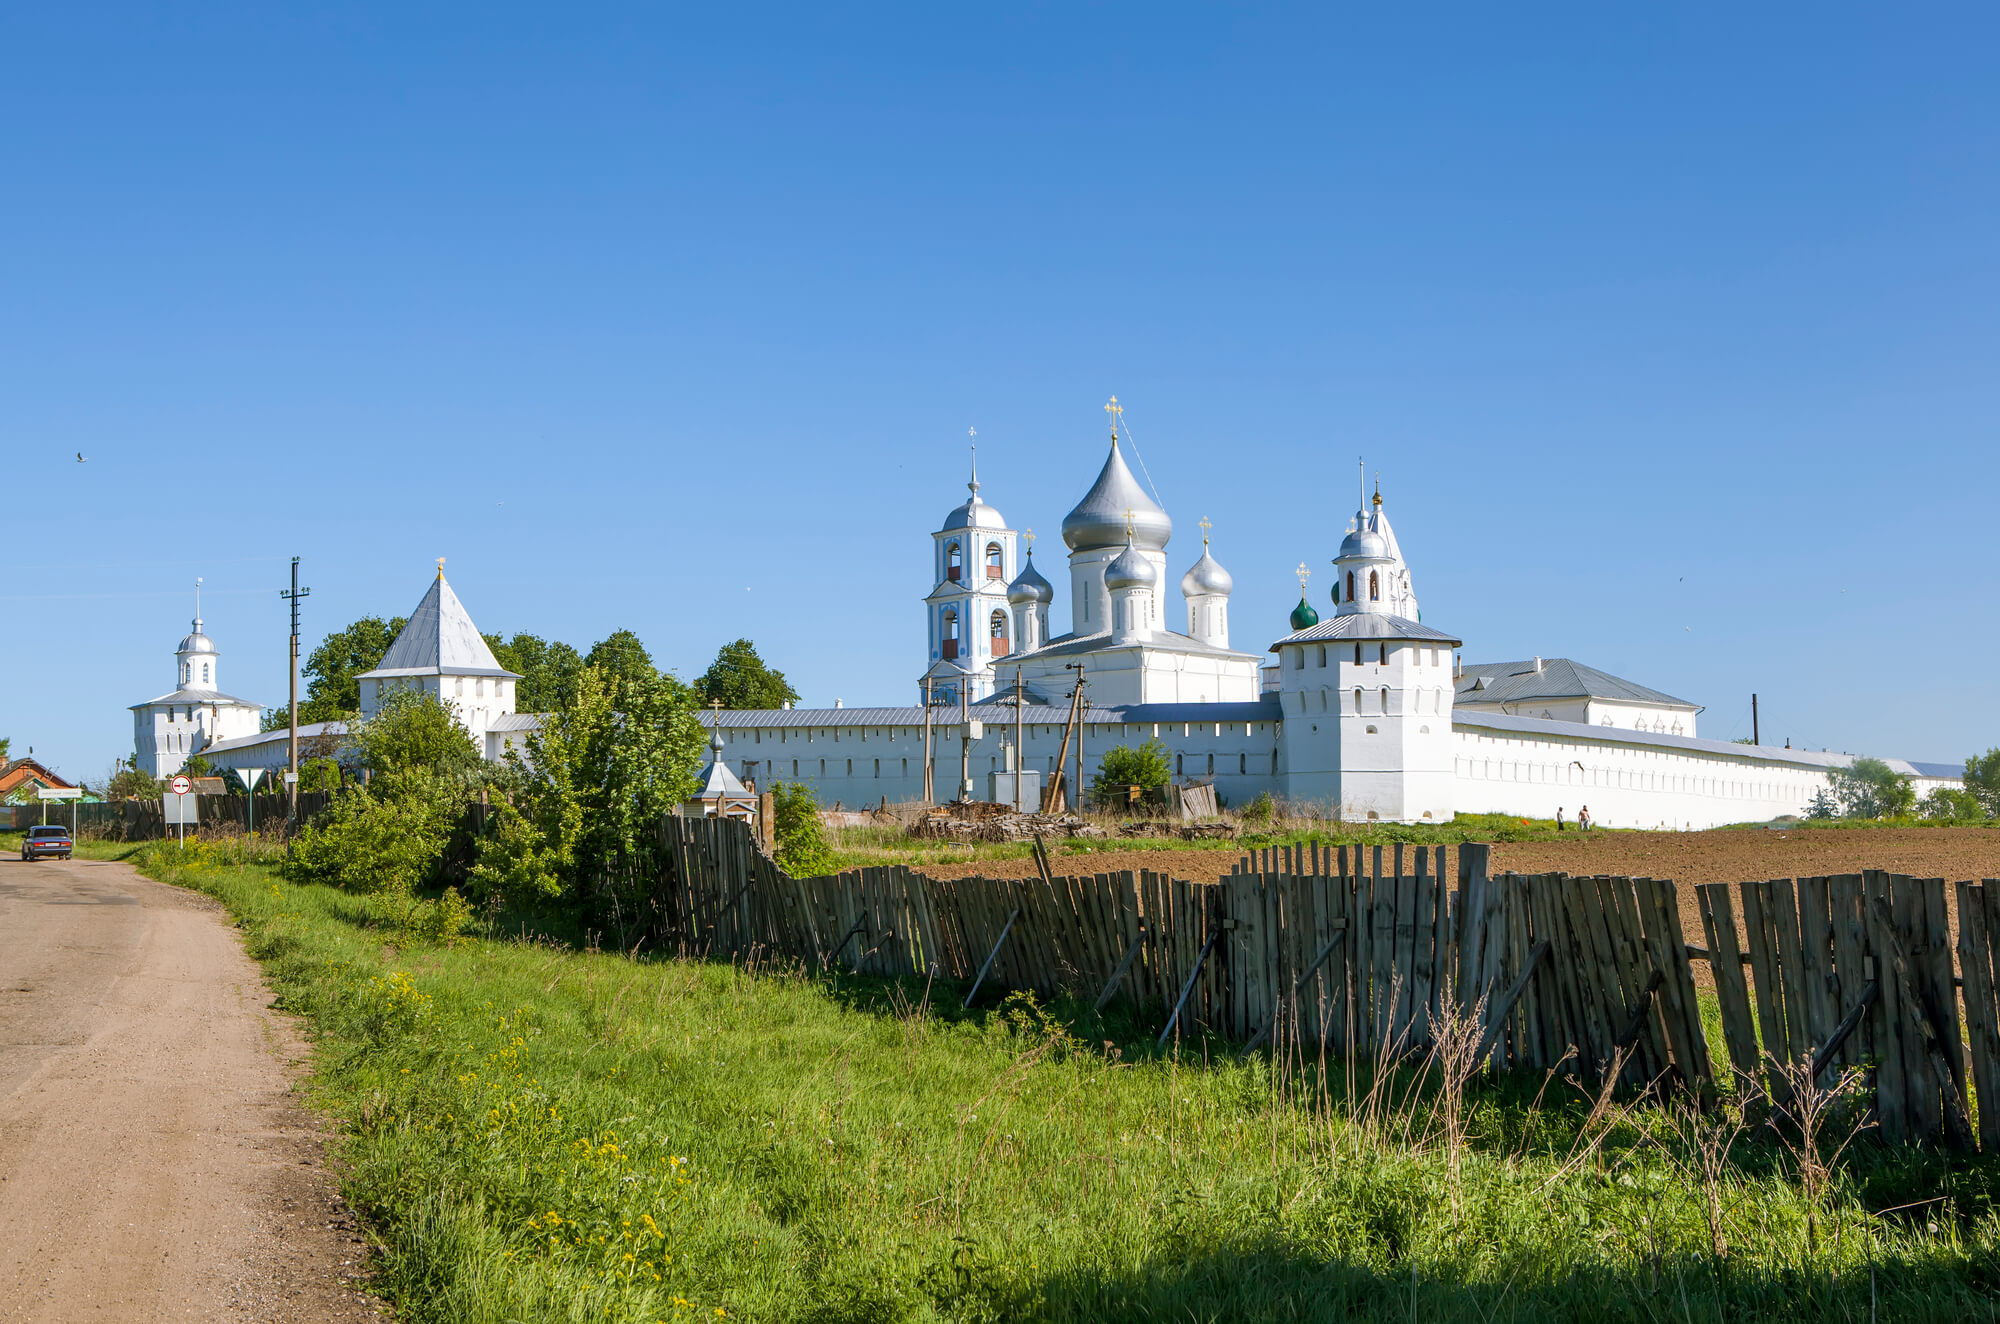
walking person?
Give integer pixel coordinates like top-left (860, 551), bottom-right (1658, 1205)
top-left (1579, 805), bottom-right (1592, 833)
top-left (1556, 807), bottom-right (1566, 832)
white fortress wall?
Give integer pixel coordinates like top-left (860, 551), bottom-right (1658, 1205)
top-left (1451, 713), bottom-right (1858, 830)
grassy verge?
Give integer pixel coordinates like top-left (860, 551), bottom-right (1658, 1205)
top-left (100, 841), bottom-right (2000, 1322)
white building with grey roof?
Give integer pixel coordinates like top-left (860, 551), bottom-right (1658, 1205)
top-left (130, 589), bottom-right (264, 777)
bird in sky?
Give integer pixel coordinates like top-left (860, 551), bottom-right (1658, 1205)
top-left (75, 452), bottom-right (87, 463)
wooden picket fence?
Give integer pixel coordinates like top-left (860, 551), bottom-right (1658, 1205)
top-left (651, 815), bottom-right (2000, 1148)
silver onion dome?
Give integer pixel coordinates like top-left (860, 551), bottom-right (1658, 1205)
top-left (941, 491), bottom-right (1008, 531)
top-left (1063, 440), bottom-right (1171, 552)
top-left (1180, 548), bottom-right (1233, 598)
top-left (1007, 555), bottom-right (1054, 605)
top-left (1104, 539), bottom-right (1158, 591)
top-left (177, 619), bottom-right (217, 655)
top-left (1338, 515), bottom-right (1390, 561)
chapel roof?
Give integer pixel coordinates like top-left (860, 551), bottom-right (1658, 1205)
top-left (357, 571), bottom-right (520, 680)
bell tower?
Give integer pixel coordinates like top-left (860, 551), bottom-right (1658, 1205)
top-left (920, 439), bottom-right (1018, 705)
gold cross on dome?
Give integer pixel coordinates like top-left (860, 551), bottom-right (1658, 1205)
top-left (1123, 507), bottom-right (1136, 539)
top-left (1199, 515), bottom-right (1213, 545)
top-left (436, 557), bottom-right (446, 578)
top-left (1023, 528), bottom-right (1035, 552)
top-left (1104, 395), bottom-right (1122, 439)
top-left (1296, 561), bottom-right (1311, 591)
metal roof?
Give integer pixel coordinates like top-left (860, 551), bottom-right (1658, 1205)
top-left (1269, 614), bottom-right (1462, 650)
top-left (357, 573), bottom-right (520, 681)
top-left (705, 697), bottom-right (1283, 729)
top-left (1910, 761), bottom-right (1965, 780)
top-left (1063, 438), bottom-right (1171, 552)
top-left (196, 720), bottom-right (350, 756)
top-left (1454, 658), bottom-right (1698, 711)
top-left (1453, 711), bottom-right (1952, 780)
top-left (131, 687), bottom-right (263, 711)
top-left (487, 713), bottom-right (542, 732)
top-left (1007, 627), bottom-right (1258, 663)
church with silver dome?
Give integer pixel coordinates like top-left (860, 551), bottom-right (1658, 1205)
top-left (921, 414), bottom-right (1267, 708)
top-left (130, 585), bottom-right (265, 777)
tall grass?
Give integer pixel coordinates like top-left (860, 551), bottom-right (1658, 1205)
top-left (120, 842), bottom-right (2000, 1322)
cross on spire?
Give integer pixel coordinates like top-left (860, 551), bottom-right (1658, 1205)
top-left (193, 576), bottom-right (203, 625)
top-left (1199, 515), bottom-right (1213, 546)
top-left (1123, 507), bottom-right (1136, 539)
top-left (436, 557), bottom-right (446, 579)
top-left (1104, 395), bottom-right (1122, 441)
top-left (1296, 561), bottom-right (1312, 592)
top-left (1023, 528), bottom-right (1035, 554)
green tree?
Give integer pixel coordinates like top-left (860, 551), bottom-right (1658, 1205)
top-left (1828, 757), bottom-right (1916, 819)
top-left (486, 632), bottom-right (586, 712)
top-left (359, 687), bottom-right (480, 779)
top-left (1921, 787), bottom-right (1985, 821)
top-left (697, 639), bottom-right (801, 710)
top-left (300, 616), bottom-right (408, 722)
top-left (0, 737), bottom-right (10, 763)
top-left (770, 781), bottom-right (838, 877)
top-left (105, 762), bottom-right (161, 800)
top-left (1090, 739), bottom-right (1173, 807)
top-left (480, 655), bottom-right (707, 903)
top-left (1965, 749), bottom-right (2000, 817)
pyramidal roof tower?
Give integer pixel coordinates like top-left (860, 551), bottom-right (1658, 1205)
top-left (357, 562), bottom-right (521, 742)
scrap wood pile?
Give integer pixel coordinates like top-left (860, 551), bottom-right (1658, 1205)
top-left (907, 801), bottom-right (1106, 842)
top-left (1118, 819), bottom-right (1239, 840)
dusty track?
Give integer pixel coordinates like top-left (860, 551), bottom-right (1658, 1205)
top-left (0, 853), bottom-right (384, 1323)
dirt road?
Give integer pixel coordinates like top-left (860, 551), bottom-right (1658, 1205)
top-left (0, 853), bottom-right (384, 1323)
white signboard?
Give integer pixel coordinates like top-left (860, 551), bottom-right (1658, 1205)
top-left (37, 787), bottom-right (84, 800)
top-left (163, 793), bottom-right (199, 826)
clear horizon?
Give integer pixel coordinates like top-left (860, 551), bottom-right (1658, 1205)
top-left (4, 4), bottom-right (1995, 781)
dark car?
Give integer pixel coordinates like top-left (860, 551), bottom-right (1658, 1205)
top-left (20, 825), bottom-right (72, 861)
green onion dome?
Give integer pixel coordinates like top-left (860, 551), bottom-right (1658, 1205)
top-left (1289, 595), bottom-right (1319, 631)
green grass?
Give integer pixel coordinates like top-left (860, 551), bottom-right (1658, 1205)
top-left (85, 840), bottom-right (2000, 1321)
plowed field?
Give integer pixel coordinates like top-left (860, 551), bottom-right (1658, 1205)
top-left (922, 827), bottom-right (2000, 888)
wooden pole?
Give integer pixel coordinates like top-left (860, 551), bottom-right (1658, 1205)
top-left (964, 908), bottom-right (1020, 1009)
top-left (922, 678), bottom-right (935, 804)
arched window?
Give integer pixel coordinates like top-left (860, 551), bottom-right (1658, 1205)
top-left (941, 608), bottom-right (960, 659)
top-left (945, 541), bottom-right (962, 582)
top-left (1381, 686), bottom-right (1390, 713)
top-left (1369, 570), bottom-right (1380, 600)
top-left (1353, 687), bottom-right (1363, 713)
top-left (201, 663), bottom-right (210, 685)
top-left (1346, 571), bottom-right (1355, 601)
top-left (989, 608), bottom-right (1010, 658)
top-left (181, 662), bottom-right (190, 685)
top-left (985, 543), bottom-right (1004, 579)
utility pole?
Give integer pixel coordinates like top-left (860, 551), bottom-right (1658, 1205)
top-left (1751, 693), bottom-right (1760, 746)
top-left (280, 557), bottom-right (310, 819)
top-left (922, 678), bottom-right (934, 803)
top-left (958, 681), bottom-right (971, 803)
top-left (1013, 674), bottom-right (1025, 811)
top-left (1045, 662), bottom-right (1086, 813)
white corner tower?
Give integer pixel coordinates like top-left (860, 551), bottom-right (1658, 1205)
top-left (920, 446), bottom-right (1019, 706)
top-left (356, 563), bottom-right (521, 746)
top-left (1271, 474), bottom-right (1459, 823)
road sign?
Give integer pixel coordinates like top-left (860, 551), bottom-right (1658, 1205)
top-left (163, 793), bottom-right (198, 826)
top-left (36, 787), bottom-right (84, 800)
top-left (169, 775), bottom-right (193, 796)
top-left (239, 767), bottom-right (266, 792)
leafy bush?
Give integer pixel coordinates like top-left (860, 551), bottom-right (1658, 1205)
top-left (1242, 790), bottom-right (1276, 826)
top-left (468, 801), bottom-right (569, 907)
top-left (280, 776), bottom-right (463, 895)
top-left (1090, 738), bottom-right (1173, 807)
top-left (771, 781), bottom-right (837, 878)
top-left (1828, 757), bottom-right (1916, 819)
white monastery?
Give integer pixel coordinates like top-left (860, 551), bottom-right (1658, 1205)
top-left (131, 586), bottom-right (263, 777)
top-left (169, 404), bottom-right (1963, 828)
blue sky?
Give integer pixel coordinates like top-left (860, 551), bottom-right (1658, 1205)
top-left (4, 4), bottom-right (1996, 782)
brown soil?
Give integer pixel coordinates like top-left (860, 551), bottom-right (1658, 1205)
top-left (921, 827), bottom-right (2000, 889)
top-left (0, 853), bottom-right (387, 1323)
